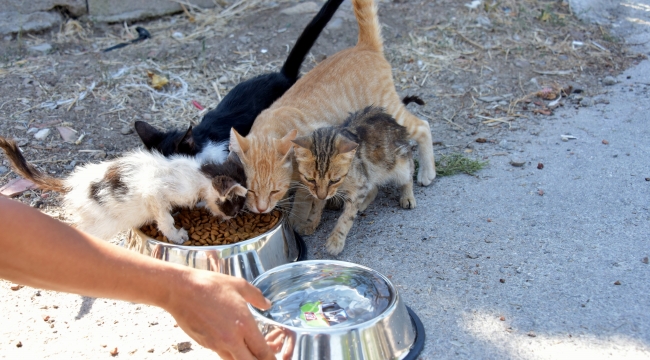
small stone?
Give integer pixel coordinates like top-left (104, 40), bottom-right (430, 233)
top-left (34, 128), bottom-right (51, 141)
top-left (466, 253), bottom-right (479, 259)
top-left (29, 43), bottom-right (52, 53)
top-left (0, 166), bottom-right (7, 175)
top-left (478, 96), bottom-right (504, 103)
top-left (602, 139), bottom-right (609, 145)
top-left (120, 125), bottom-right (133, 135)
top-left (174, 341), bottom-right (192, 352)
top-left (143, 113), bottom-right (152, 120)
top-left (580, 98), bottom-right (594, 107)
top-left (42, 315), bottom-right (50, 322)
top-left (110, 347), bottom-right (118, 356)
top-left (10, 284), bottom-right (24, 291)
top-left (603, 76), bottom-right (616, 86)
top-left (510, 160), bottom-right (525, 167)
top-left (642, 257), bottom-right (648, 264)
top-left (537, 163), bottom-right (544, 170)
top-left (16, 341), bottom-right (22, 348)
top-left (93, 151), bottom-right (107, 159)
top-left (614, 280), bottom-right (621, 285)
top-left (499, 278), bottom-right (505, 283)
top-left (148, 349), bottom-right (154, 353)
top-left (172, 32), bottom-right (184, 39)
top-left (476, 16), bottom-right (492, 27)
top-left (499, 139), bottom-right (514, 150)
top-left (499, 316), bottom-right (506, 321)
top-left (538, 189), bottom-right (545, 196)
top-left (528, 332), bottom-right (537, 337)
top-left (646, 178), bottom-right (650, 182)
top-left (475, 138), bottom-right (487, 143)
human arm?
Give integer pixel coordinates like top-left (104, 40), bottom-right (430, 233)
top-left (0, 196), bottom-right (274, 360)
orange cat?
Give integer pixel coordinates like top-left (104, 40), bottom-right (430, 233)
top-left (229, 0), bottom-right (436, 214)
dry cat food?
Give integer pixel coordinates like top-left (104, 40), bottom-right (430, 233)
top-left (140, 208), bottom-right (281, 246)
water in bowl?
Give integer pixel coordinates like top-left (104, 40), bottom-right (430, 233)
top-left (257, 263), bottom-right (393, 328)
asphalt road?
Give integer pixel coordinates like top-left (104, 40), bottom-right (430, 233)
top-left (302, 1), bottom-right (650, 357)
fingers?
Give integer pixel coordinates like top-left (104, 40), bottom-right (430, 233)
top-left (234, 279), bottom-right (272, 310)
top-left (230, 343), bottom-right (258, 360)
top-left (243, 320), bottom-right (275, 360)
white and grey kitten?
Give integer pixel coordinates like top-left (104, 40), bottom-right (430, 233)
top-left (0, 137), bottom-right (246, 244)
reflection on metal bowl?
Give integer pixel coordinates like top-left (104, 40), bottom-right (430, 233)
top-left (250, 260), bottom-right (424, 360)
top-left (125, 214), bottom-right (301, 282)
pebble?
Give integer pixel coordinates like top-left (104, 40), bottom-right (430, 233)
top-left (93, 151), bottom-right (107, 159)
top-left (29, 43), bottom-right (52, 53)
top-left (476, 16), bottom-right (492, 27)
top-left (174, 341), bottom-right (192, 352)
top-left (499, 140), bottom-right (514, 150)
top-left (509, 160), bottom-right (525, 167)
top-left (580, 98), bottom-right (594, 107)
top-left (0, 166), bottom-right (7, 175)
top-left (148, 349), bottom-right (155, 353)
top-left (172, 32), bottom-right (184, 39)
top-left (16, 341), bottom-right (22, 348)
top-left (327, 17), bottom-right (343, 30)
top-left (143, 113), bottom-right (152, 120)
top-left (10, 284), bottom-right (23, 291)
top-left (120, 125), bottom-right (133, 135)
top-left (110, 347), bottom-right (119, 356)
top-left (603, 76), bottom-right (616, 86)
top-left (34, 128), bottom-right (51, 141)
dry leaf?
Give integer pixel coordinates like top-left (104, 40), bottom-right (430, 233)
top-left (147, 71), bottom-right (168, 90)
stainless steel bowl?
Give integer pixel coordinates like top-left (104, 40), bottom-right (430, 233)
top-left (125, 214), bottom-right (301, 282)
top-left (249, 260), bottom-right (421, 360)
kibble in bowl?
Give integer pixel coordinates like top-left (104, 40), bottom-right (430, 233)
top-left (140, 208), bottom-right (282, 246)
top-left (125, 207), bottom-right (301, 281)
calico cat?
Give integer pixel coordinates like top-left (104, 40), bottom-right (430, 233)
top-left (134, 0), bottom-right (344, 161)
top-left (0, 137), bottom-right (246, 244)
top-left (229, 0), bottom-right (436, 215)
top-left (290, 106), bottom-right (415, 255)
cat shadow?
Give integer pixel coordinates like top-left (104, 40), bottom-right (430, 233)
top-left (75, 296), bottom-right (96, 320)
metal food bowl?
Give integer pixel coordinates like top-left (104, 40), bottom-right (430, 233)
top-left (125, 213), bottom-right (305, 282)
top-left (249, 260), bottom-right (425, 360)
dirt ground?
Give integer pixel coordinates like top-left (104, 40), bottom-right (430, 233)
top-left (0, 0), bottom-right (645, 357)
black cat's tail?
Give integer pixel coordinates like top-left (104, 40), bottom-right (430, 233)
top-left (280, 0), bottom-right (345, 81)
top-left (402, 95), bottom-right (425, 106)
top-left (0, 137), bottom-right (67, 193)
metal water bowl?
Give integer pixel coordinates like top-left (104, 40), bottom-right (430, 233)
top-left (249, 260), bottom-right (425, 360)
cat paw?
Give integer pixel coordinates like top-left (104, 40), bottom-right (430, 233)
top-left (400, 194), bottom-right (417, 209)
top-left (325, 234), bottom-right (346, 256)
top-left (417, 164), bottom-right (436, 186)
top-left (167, 228), bottom-right (189, 244)
top-left (294, 220), bottom-right (319, 235)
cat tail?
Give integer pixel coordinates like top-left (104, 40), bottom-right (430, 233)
top-left (402, 95), bottom-right (425, 106)
top-left (352, 0), bottom-right (383, 53)
top-left (0, 137), bottom-right (67, 193)
top-left (280, 0), bottom-right (345, 81)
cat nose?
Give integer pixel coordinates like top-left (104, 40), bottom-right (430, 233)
top-left (256, 205), bottom-right (268, 213)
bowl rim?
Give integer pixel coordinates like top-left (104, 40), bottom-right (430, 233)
top-left (248, 259), bottom-right (402, 332)
top-left (132, 211), bottom-right (286, 250)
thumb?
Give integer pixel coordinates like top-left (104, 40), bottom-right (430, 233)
top-left (237, 281), bottom-right (272, 310)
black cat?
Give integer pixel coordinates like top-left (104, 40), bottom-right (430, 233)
top-left (135, 0), bottom-right (344, 161)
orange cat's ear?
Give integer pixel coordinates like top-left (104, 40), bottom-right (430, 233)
top-left (229, 128), bottom-right (249, 155)
top-left (276, 129), bottom-right (298, 156)
top-left (337, 137), bottom-right (359, 154)
top-left (292, 136), bottom-right (312, 150)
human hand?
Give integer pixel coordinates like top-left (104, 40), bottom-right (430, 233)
top-left (163, 269), bottom-right (275, 360)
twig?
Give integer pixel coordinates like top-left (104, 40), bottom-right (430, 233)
top-left (98, 107), bottom-right (127, 116)
top-left (532, 69), bottom-right (572, 76)
top-left (455, 31), bottom-right (484, 50)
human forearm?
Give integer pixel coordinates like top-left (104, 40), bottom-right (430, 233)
top-left (0, 197), bottom-right (181, 308)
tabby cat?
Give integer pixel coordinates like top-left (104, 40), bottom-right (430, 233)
top-left (229, 0), bottom-right (436, 215)
top-left (290, 106), bottom-right (415, 255)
